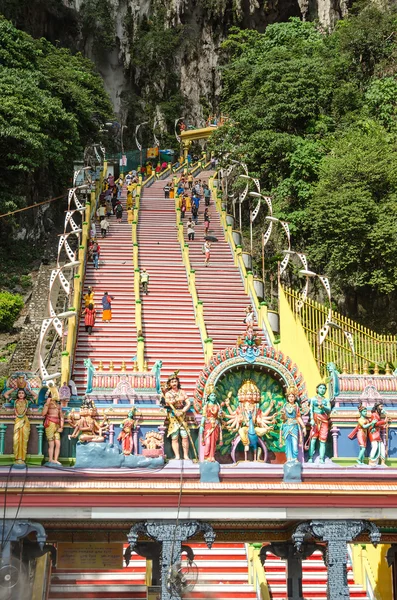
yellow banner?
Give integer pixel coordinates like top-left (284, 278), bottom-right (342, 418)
top-left (57, 542), bottom-right (123, 570)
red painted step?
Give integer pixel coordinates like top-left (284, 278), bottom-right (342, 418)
top-left (138, 179), bottom-right (205, 397)
top-left (72, 187), bottom-right (137, 394)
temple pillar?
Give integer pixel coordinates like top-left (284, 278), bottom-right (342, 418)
top-left (127, 520), bottom-right (215, 600)
top-left (293, 520), bottom-right (381, 599)
top-left (260, 542), bottom-right (321, 600)
top-left (0, 519), bottom-right (47, 567)
top-left (387, 545), bottom-right (397, 599)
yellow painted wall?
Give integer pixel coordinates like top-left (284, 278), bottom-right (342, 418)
top-left (278, 285), bottom-right (322, 397)
top-left (352, 543), bottom-right (393, 600)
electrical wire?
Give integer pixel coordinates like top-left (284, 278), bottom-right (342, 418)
top-left (1, 463), bottom-right (28, 552)
top-left (0, 194), bottom-right (66, 219)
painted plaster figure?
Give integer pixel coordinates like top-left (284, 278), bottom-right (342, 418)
top-left (12, 389), bottom-right (31, 465)
top-left (200, 392), bottom-right (223, 462)
top-left (118, 409), bottom-right (136, 455)
top-left (307, 383), bottom-right (331, 463)
top-left (348, 404), bottom-right (377, 464)
top-left (368, 402), bottom-right (389, 466)
top-left (280, 387), bottom-right (305, 462)
top-left (42, 393), bottom-right (64, 464)
top-left (164, 374), bottom-right (191, 460)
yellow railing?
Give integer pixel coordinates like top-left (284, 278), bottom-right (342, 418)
top-left (61, 161), bottom-right (107, 383)
top-left (173, 184), bottom-right (213, 365)
top-left (283, 286), bottom-right (397, 375)
top-left (209, 176), bottom-right (275, 344)
top-left (351, 544), bottom-right (392, 600)
top-left (248, 544), bottom-right (271, 600)
top-left (31, 552), bottom-right (52, 600)
top-left (132, 178), bottom-right (144, 371)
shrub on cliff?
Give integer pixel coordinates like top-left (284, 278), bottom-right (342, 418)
top-left (0, 292), bottom-right (24, 332)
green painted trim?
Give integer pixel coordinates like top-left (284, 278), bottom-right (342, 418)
top-left (136, 299), bottom-right (142, 304)
top-left (61, 351), bottom-right (69, 356)
top-left (138, 336), bottom-right (145, 342)
top-left (74, 274), bottom-right (80, 279)
top-left (205, 338), bottom-right (213, 343)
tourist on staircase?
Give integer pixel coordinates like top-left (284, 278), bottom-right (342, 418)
top-left (203, 239), bottom-right (211, 266)
top-left (204, 208), bottom-right (211, 235)
top-left (187, 218), bottom-right (195, 241)
top-left (84, 286), bottom-right (95, 308)
top-left (101, 291), bottom-right (114, 322)
top-left (91, 240), bottom-right (100, 270)
top-left (115, 201), bottom-right (123, 223)
top-left (163, 181), bottom-right (171, 198)
top-left (140, 268), bottom-right (149, 295)
top-left (83, 303), bottom-right (96, 335)
top-left (100, 216), bottom-right (110, 238)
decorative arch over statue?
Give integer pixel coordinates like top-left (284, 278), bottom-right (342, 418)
top-left (194, 341), bottom-right (308, 463)
top-left (194, 345), bottom-right (307, 412)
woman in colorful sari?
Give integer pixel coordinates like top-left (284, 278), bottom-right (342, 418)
top-left (280, 386), bottom-right (306, 462)
top-left (101, 292), bottom-right (114, 322)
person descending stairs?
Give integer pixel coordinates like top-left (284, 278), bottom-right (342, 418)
top-left (73, 185), bottom-right (137, 394)
top-left (138, 179), bottom-right (204, 397)
top-left (188, 170), bottom-right (264, 352)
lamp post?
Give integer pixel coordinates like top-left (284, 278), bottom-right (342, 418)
top-left (135, 121), bottom-right (149, 169)
top-left (121, 125), bottom-right (128, 173)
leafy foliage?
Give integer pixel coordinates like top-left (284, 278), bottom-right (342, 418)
top-left (212, 8), bottom-right (397, 326)
top-left (0, 292), bottom-right (24, 332)
top-left (0, 17), bottom-right (113, 220)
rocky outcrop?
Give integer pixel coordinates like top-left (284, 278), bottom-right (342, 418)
top-left (1, 0), bottom-right (350, 126)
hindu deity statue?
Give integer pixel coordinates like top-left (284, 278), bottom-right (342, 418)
top-left (306, 383), bottom-right (332, 463)
top-left (223, 379), bottom-right (276, 460)
top-left (118, 409), bottom-right (136, 455)
top-left (42, 392), bottom-right (64, 464)
top-left (3, 374), bottom-right (38, 403)
top-left (280, 386), bottom-right (306, 463)
top-left (68, 401), bottom-right (105, 443)
top-left (12, 389), bottom-right (31, 466)
top-left (368, 402), bottom-right (389, 466)
top-left (164, 373), bottom-right (192, 460)
top-left (199, 390), bottom-right (223, 462)
top-left (348, 404), bottom-right (377, 464)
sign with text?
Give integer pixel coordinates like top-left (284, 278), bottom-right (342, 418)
top-left (147, 586), bottom-right (161, 600)
top-left (57, 542), bottom-right (123, 570)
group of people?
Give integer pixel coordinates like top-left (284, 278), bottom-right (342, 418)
top-left (165, 173), bottom-right (213, 266)
top-left (82, 287), bottom-right (115, 334)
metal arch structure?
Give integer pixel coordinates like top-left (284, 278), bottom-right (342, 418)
top-left (135, 121), bottom-right (149, 152)
top-left (38, 173), bottom-right (88, 382)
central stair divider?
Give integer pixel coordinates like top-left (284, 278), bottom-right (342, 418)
top-left (173, 185), bottom-right (214, 365)
top-left (209, 175), bottom-right (275, 346)
top-left (132, 176), bottom-right (146, 371)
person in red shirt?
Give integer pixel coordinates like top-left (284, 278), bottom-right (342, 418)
top-left (83, 303), bottom-right (96, 335)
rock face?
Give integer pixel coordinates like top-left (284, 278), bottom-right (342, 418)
top-left (2, 0), bottom-right (349, 125)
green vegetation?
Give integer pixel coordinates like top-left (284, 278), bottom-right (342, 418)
top-left (212, 7), bottom-right (397, 327)
top-left (0, 16), bottom-right (113, 222)
top-left (122, 3), bottom-right (185, 149)
top-left (0, 292), bottom-right (24, 332)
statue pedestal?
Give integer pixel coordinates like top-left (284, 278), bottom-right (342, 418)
top-left (74, 442), bottom-right (165, 469)
top-left (283, 460), bottom-right (302, 483)
top-left (200, 461), bottom-right (220, 483)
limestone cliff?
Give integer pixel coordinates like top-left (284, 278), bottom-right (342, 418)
top-left (0, 0), bottom-right (351, 128)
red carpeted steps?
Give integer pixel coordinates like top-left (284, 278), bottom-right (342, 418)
top-left (138, 180), bottom-right (204, 397)
top-left (72, 188), bottom-right (136, 394)
top-left (48, 550), bottom-right (146, 599)
top-left (264, 550), bottom-right (370, 599)
top-left (187, 170), bottom-right (261, 352)
top-left (47, 542), bottom-right (370, 599)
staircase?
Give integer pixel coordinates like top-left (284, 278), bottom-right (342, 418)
top-left (138, 179), bottom-right (204, 396)
top-left (47, 542), bottom-right (370, 599)
top-left (187, 171), bottom-right (260, 352)
top-left (187, 542), bottom-right (257, 599)
top-left (73, 188), bottom-right (136, 394)
top-left (264, 549), bottom-right (370, 599)
top-left (48, 550), bottom-right (146, 599)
